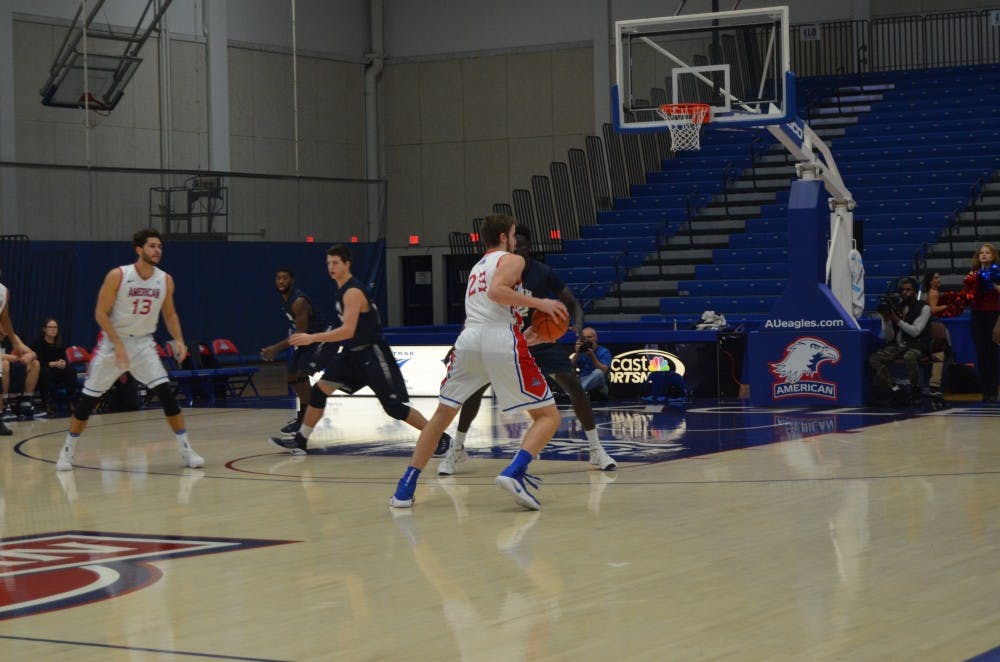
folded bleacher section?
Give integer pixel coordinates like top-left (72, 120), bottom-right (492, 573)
top-left (571, 64), bottom-right (1000, 326)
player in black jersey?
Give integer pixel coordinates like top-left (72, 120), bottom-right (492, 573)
top-left (260, 268), bottom-right (330, 434)
top-left (437, 226), bottom-right (616, 475)
top-left (268, 244), bottom-right (449, 457)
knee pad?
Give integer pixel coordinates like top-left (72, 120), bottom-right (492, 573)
top-left (309, 385), bottom-right (328, 409)
top-left (152, 383), bottom-right (182, 416)
top-left (383, 401), bottom-right (411, 422)
top-left (73, 394), bottom-right (101, 421)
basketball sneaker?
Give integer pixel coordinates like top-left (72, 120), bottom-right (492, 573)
top-left (17, 399), bottom-right (34, 421)
top-left (268, 434), bottom-right (307, 455)
top-left (1, 405), bottom-right (15, 422)
top-left (495, 466), bottom-right (542, 511)
top-left (433, 432), bottom-right (452, 458)
top-left (56, 449), bottom-right (74, 472)
top-left (389, 466), bottom-right (420, 508)
top-left (589, 447), bottom-right (617, 471)
top-left (389, 494), bottom-right (414, 508)
top-left (180, 448), bottom-right (205, 469)
top-left (437, 445), bottom-right (468, 476)
top-left (279, 416), bottom-right (302, 435)
top-left (0, 420), bottom-right (11, 436)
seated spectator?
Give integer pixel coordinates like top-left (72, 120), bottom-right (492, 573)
top-left (921, 271), bottom-right (948, 317)
top-left (2, 339), bottom-right (42, 421)
top-left (869, 277), bottom-right (931, 404)
top-left (32, 317), bottom-right (79, 414)
top-left (571, 326), bottom-right (611, 399)
top-left (920, 272), bottom-right (948, 398)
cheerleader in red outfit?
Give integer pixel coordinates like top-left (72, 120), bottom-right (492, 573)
top-left (967, 244), bottom-right (1000, 403)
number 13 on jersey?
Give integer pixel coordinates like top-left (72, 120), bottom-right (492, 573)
top-left (131, 298), bottom-right (153, 315)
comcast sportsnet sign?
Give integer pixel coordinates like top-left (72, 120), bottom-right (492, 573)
top-left (608, 349), bottom-right (685, 385)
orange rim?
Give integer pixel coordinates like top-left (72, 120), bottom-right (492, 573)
top-left (658, 103), bottom-right (711, 124)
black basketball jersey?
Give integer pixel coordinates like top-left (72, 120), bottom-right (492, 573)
top-left (518, 259), bottom-right (568, 347)
top-left (282, 287), bottom-right (327, 334)
top-left (336, 278), bottom-right (382, 349)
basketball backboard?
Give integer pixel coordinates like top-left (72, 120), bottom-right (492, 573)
top-left (40, 51), bottom-right (142, 110)
top-left (38, 0), bottom-right (174, 111)
top-left (612, 6), bottom-right (794, 132)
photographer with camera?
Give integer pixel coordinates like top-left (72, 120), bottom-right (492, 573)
top-left (868, 277), bottom-right (932, 404)
top-left (572, 327), bottom-right (612, 400)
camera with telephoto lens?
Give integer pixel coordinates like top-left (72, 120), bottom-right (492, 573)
top-left (578, 339), bottom-right (594, 352)
top-left (876, 292), bottom-right (904, 316)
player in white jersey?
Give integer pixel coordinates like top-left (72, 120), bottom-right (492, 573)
top-left (56, 229), bottom-right (204, 472)
top-left (0, 276), bottom-right (38, 435)
top-left (390, 214), bottom-right (569, 510)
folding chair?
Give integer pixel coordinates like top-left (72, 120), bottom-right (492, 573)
top-left (164, 341), bottom-right (227, 406)
top-left (65, 345), bottom-right (91, 366)
top-left (210, 338), bottom-right (260, 399)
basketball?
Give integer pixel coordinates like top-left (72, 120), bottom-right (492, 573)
top-left (531, 308), bottom-right (568, 342)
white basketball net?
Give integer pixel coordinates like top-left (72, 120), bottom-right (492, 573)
top-left (657, 104), bottom-right (710, 151)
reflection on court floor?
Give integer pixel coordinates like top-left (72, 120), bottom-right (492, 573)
top-left (303, 396), bottom-right (930, 464)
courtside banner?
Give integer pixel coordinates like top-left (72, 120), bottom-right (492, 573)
top-left (748, 330), bottom-right (874, 406)
top-left (608, 348), bottom-right (685, 392)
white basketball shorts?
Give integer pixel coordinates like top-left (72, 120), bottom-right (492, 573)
top-left (82, 334), bottom-right (169, 397)
top-left (440, 323), bottom-right (552, 414)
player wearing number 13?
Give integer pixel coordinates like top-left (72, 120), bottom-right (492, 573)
top-left (390, 214), bottom-right (570, 511)
top-left (56, 229), bottom-right (204, 472)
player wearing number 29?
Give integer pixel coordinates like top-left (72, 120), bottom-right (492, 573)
top-left (390, 214), bottom-right (570, 511)
top-left (56, 228), bottom-right (204, 472)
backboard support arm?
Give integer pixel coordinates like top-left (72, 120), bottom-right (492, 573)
top-left (766, 118), bottom-right (858, 318)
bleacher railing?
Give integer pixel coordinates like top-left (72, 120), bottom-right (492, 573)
top-left (792, 8), bottom-right (1000, 77)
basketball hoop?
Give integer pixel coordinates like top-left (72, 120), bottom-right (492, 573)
top-left (78, 92), bottom-right (111, 127)
top-left (657, 103), bottom-right (711, 151)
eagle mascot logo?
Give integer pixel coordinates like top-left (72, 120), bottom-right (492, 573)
top-left (769, 337), bottom-right (841, 399)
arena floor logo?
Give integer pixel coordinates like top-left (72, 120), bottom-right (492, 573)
top-left (0, 532), bottom-right (294, 620)
top-left (608, 349), bottom-right (686, 385)
top-left (768, 337), bottom-right (841, 400)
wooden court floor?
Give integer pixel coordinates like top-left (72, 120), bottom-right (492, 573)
top-left (1, 396), bottom-right (998, 661)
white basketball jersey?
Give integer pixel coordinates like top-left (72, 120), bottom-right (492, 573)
top-left (464, 250), bottom-right (523, 326)
top-left (0, 283), bottom-right (7, 316)
top-left (111, 264), bottom-right (167, 336)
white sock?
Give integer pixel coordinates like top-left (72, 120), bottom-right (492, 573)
top-left (453, 430), bottom-right (467, 449)
top-left (299, 423), bottom-right (314, 439)
top-left (61, 433), bottom-right (79, 458)
top-left (175, 430), bottom-right (191, 451)
top-left (585, 428), bottom-right (601, 451)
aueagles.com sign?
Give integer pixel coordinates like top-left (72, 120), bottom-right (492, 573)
top-left (608, 349), bottom-right (686, 385)
top-left (764, 318), bottom-right (845, 330)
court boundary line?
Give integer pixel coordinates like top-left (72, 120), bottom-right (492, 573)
top-left (0, 633), bottom-right (291, 661)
